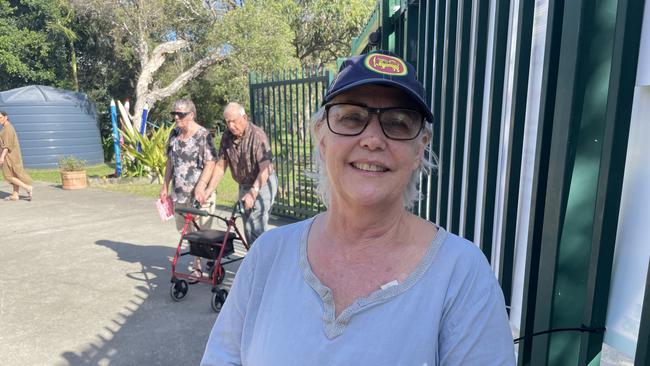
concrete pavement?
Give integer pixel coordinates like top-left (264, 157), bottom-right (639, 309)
top-left (0, 181), bottom-right (294, 366)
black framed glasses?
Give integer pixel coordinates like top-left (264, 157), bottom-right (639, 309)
top-left (170, 111), bottom-right (190, 119)
top-left (325, 103), bottom-right (424, 141)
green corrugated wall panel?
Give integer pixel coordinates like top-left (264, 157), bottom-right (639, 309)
top-left (547, 0), bottom-right (617, 363)
top-left (345, 1), bottom-right (645, 364)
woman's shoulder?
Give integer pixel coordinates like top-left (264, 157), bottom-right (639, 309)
top-left (436, 229), bottom-right (494, 278)
top-left (195, 126), bottom-right (211, 138)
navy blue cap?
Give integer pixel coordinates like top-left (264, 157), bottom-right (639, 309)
top-left (323, 50), bottom-right (434, 123)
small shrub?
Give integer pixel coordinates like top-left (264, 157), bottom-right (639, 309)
top-left (120, 123), bottom-right (174, 182)
top-left (58, 156), bottom-right (87, 171)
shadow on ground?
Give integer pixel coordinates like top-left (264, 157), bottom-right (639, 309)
top-left (59, 239), bottom-right (234, 366)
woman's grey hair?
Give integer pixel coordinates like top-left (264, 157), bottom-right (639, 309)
top-left (172, 99), bottom-right (196, 115)
top-left (308, 106), bottom-right (436, 210)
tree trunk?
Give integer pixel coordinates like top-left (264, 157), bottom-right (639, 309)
top-left (69, 39), bottom-right (79, 92)
top-left (130, 40), bottom-right (223, 131)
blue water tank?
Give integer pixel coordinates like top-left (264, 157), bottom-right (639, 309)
top-left (0, 85), bottom-right (104, 168)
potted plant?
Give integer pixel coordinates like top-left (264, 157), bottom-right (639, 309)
top-left (59, 156), bottom-right (88, 190)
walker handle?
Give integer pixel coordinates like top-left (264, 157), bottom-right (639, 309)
top-left (175, 207), bottom-right (208, 217)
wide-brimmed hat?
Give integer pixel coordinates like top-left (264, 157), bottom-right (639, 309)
top-left (322, 50), bottom-right (434, 123)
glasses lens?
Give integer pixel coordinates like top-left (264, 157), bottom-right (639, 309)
top-left (170, 111), bottom-right (188, 118)
top-left (379, 109), bottom-right (423, 139)
top-left (327, 104), bottom-right (369, 135)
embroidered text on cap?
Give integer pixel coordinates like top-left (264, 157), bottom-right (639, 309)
top-left (364, 54), bottom-right (407, 76)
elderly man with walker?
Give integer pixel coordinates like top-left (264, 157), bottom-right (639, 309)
top-left (203, 102), bottom-right (277, 245)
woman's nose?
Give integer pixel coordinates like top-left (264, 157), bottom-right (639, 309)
top-left (359, 115), bottom-right (387, 150)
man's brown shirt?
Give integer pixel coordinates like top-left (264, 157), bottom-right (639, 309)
top-left (218, 123), bottom-right (273, 187)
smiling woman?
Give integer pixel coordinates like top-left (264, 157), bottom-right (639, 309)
top-left (201, 51), bottom-right (516, 366)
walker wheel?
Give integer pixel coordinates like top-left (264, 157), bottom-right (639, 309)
top-left (209, 263), bottom-right (225, 284)
top-left (170, 279), bottom-right (189, 301)
top-left (211, 289), bottom-right (228, 312)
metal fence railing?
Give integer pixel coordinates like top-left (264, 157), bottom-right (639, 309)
top-left (249, 68), bottom-right (331, 219)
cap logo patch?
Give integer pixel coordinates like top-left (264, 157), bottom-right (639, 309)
top-left (364, 54), bottom-right (407, 76)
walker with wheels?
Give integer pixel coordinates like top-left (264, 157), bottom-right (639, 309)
top-left (169, 201), bottom-right (249, 312)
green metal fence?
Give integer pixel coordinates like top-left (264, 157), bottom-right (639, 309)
top-left (351, 0), bottom-right (646, 365)
top-left (248, 69), bottom-right (330, 219)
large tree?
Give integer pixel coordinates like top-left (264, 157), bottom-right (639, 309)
top-left (0, 0), bottom-right (77, 89)
top-left (73, 0), bottom-right (230, 130)
top-left (291, 0), bottom-right (376, 67)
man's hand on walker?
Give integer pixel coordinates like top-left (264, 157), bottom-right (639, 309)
top-left (242, 191), bottom-right (256, 211)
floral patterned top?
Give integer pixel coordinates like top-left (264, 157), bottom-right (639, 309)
top-left (166, 126), bottom-right (217, 204)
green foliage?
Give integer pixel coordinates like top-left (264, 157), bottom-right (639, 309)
top-left (119, 123), bottom-right (174, 182)
top-left (58, 155), bottom-right (87, 171)
top-left (101, 135), bottom-right (115, 162)
top-left (180, 0), bottom-right (300, 129)
top-left (291, 0), bottom-right (376, 66)
top-left (0, 0), bottom-right (79, 89)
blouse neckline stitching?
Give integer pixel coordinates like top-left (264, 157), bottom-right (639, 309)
top-left (298, 216), bottom-right (447, 338)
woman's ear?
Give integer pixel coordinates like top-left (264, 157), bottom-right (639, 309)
top-left (412, 132), bottom-right (429, 170)
top-left (421, 130), bottom-right (430, 146)
top-left (315, 119), bottom-right (327, 155)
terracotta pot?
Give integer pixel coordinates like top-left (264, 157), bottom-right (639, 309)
top-left (61, 170), bottom-right (88, 190)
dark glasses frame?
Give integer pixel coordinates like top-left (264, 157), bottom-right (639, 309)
top-left (170, 111), bottom-right (190, 119)
top-left (324, 102), bottom-right (424, 141)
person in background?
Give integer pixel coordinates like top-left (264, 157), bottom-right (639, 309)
top-left (0, 111), bottom-right (33, 201)
top-left (160, 99), bottom-right (217, 282)
top-left (201, 51), bottom-right (515, 365)
top-left (203, 102), bottom-right (277, 245)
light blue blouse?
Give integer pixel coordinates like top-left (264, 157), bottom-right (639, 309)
top-left (201, 217), bottom-right (516, 366)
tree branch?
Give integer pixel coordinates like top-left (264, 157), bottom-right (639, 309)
top-left (132, 49), bottom-right (224, 129)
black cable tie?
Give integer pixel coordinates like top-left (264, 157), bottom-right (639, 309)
top-left (513, 325), bottom-right (606, 344)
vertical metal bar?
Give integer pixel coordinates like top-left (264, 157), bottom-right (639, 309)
top-left (405, 4), bottom-right (419, 65)
top-left (248, 72), bottom-right (255, 131)
top-left (319, 70), bottom-right (328, 211)
top-left (448, 0), bottom-right (471, 234)
top-left (416, 0), bottom-right (429, 219)
top-left (289, 69), bottom-right (296, 213)
top-left (517, 1), bottom-right (563, 364)
top-left (307, 67), bottom-right (315, 211)
top-left (478, 0), bottom-right (510, 260)
top-left (636, 259), bottom-right (650, 366)
top-left (462, 0), bottom-right (489, 241)
top-left (578, 0), bottom-right (646, 363)
top-left (301, 68), bottom-right (308, 215)
top-left (281, 69), bottom-right (289, 214)
top-left (381, 0), bottom-right (392, 50)
top-left (294, 69), bottom-right (302, 215)
top-left (437, 0), bottom-right (458, 229)
top-left (497, 0), bottom-right (535, 312)
top-left (271, 71), bottom-right (283, 215)
top-left (426, 0), bottom-right (445, 223)
top-left (530, 0), bottom-right (592, 362)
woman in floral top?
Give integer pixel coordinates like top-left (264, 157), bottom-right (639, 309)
top-left (160, 99), bottom-right (218, 282)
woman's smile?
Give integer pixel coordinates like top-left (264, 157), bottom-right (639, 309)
top-left (350, 161), bottom-right (389, 173)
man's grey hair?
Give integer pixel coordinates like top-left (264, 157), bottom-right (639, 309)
top-left (308, 106), bottom-right (436, 210)
top-left (224, 102), bottom-right (246, 117)
top-left (172, 99), bottom-right (196, 115)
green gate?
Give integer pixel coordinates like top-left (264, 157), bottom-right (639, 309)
top-left (249, 69), bottom-right (331, 219)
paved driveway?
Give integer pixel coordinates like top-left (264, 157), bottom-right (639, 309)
top-left (0, 181), bottom-right (292, 366)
